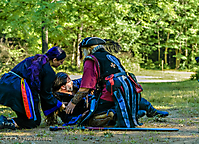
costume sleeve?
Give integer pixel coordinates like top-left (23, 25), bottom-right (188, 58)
top-left (39, 63), bottom-right (62, 116)
top-left (80, 59), bottom-right (98, 89)
top-left (70, 59), bottom-right (98, 105)
top-left (72, 78), bottom-right (82, 89)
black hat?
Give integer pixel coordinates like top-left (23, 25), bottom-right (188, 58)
top-left (79, 37), bottom-right (106, 48)
top-left (79, 37), bottom-right (121, 59)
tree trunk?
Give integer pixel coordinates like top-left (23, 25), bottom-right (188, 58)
top-left (175, 49), bottom-right (178, 69)
top-left (179, 46), bottom-right (182, 68)
top-left (72, 40), bottom-right (76, 65)
top-left (41, 0), bottom-right (48, 54)
top-left (176, 42), bottom-right (182, 69)
top-left (191, 44), bottom-right (194, 62)
top-left (164, 47), bottom-right (168, 65)
top-left (157, 30), bottom-right (160, 62)
top-left (42, 25), bottom-right (48, 54)
top-left (185, 26), bottom-right (188, 66)
top-left (76, 23), bottom-right (83, 68)
top-left (165, 32), bottom-right (170, 65)
top-left (185, 48), bottom-right (188, 65)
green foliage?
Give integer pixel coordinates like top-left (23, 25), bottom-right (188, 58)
top-left (0, 0), bottom-right (199, 70)
top-left (143, 59), bottom-right (156, 70)
top-left (115, 51), bottom-right (142, 73)
top-left (190, 69), bottom-right (199, 80)
top-left (0, 43), bottom-right (29, 74)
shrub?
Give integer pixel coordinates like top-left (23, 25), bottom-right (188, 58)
top-left (190, 69), bottom-right (199, 80)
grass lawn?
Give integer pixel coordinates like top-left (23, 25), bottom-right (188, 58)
top-left (141, 80), bottom-right (199, 117)
top-left (0, 70), bottom-right (199, 144)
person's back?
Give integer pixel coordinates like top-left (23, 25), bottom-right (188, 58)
top-left (0, 46), bottom-right (66, 130)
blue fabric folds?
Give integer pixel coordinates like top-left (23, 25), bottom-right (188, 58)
top-left (43, 101), bottom-right (62, 116)
top-left (62, 114), bottom-right (82, 126)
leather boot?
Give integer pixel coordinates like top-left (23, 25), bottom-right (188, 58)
top-left (137, 110), bottom-right (146, 118)
top-left (89, 111), bottom-right (114, 126)
top-left (139, 98), bottom-right (169, 118)
top-left (0, 115), bottom-right (16, 130)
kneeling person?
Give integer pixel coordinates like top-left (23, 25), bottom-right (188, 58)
top-left (48, 72), bottom-right (168, 127)
top-left (46, 72), bottom-right (88, 125)
top-left (65, 37), bottom-right (169, 127)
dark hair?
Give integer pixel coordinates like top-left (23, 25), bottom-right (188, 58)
top-left (27, 54), bottom-right (49, 91)
top-left (52, 72), bottom-right (69, 92)
top-left (45, 46), bottom-right (66, 61)
top-left (103, 39), bottom-right (121, 53)
top-left (27, 47), bottom-right (66, 91)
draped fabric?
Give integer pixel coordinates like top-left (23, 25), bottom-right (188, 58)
top-left (111, 73), bottom-right (141, 128)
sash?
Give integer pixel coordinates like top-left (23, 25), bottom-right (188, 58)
top-left (9, 71), bottom-right (37, 120)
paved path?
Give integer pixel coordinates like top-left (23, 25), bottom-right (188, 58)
top-left (70, 75), bottom-right (182, 83)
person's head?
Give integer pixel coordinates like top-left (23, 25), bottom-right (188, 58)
top-left (79, 37), bottom-right (121, 59)
top-left (45, 46), bottom-right (66, 68)
top-left (52, 72), bottom-right (73, 93)
top-left (79, 37), bottom-right (106, 59)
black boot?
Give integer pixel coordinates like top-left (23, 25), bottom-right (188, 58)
top-left (139, 98), bottom-right (169, 118)
top-left (137, 110), bottom-right (146, 118)
top-left (0, 115), bottom-right (7, 129)
top-left (0, 115), bottom-right (16, 130)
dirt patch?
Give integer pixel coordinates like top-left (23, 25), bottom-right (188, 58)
top-left (1, 110), bottom-right (199, 144)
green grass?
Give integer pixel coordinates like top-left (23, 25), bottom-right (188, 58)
top-left (140, 80), bottom-right (199, 117)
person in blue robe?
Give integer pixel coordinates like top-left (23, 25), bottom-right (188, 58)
top-left (0, 46), bottom-right (66, 129)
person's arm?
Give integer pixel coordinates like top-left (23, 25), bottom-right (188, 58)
top-left (65, 87), bottom-right (89, 114)
top-left (65, 59), bottom-right (98, 114)
top-left (39, 63), bottom-right (63, 116)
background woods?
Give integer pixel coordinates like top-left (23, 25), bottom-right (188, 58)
top-left (0, 0), bottom-right (199, 73)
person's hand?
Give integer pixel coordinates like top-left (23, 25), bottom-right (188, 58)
top-left (60, 103), bottom-right (65, 111)
top-left (82, 110), bottom-right (89, 117)
top-left (62, 102), bottom-right (68, 105)
top-left (62, 103), bottom-right (65, 108)
top-left (65, 101), bottom-right (76, 114)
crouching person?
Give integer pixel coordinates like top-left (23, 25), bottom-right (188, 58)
top-left (0, 46), bottom-right (66, 129)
